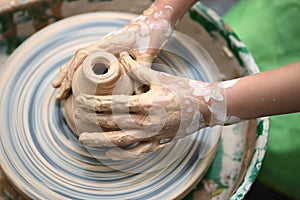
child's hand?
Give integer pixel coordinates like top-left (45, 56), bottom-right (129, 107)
top-left (74, 52), bottom-right (226, 160)
top-left (52, 4), bottom-right (174, 100)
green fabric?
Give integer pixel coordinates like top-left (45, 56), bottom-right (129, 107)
top-left (224, 0), bottom-right (300, 198)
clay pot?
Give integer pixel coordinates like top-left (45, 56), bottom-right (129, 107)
top-left (64, 50), bottom-right (136, 135)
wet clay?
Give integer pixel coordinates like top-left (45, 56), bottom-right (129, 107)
top-left (64, 50), bottom-right (138, 135)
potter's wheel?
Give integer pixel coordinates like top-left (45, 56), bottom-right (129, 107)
top-left (0, 12), bottom-right (223, 199)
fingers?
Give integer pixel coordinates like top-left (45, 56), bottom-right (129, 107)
top-left (53, 50), bottom-right (156, 100)
top-left (106, 141), bottom-right (168, 160)
top-left (52, 48), bottom-right (92, 100)
top-left (79, 129), bottom-right (147, 147)
top-left (52, 64), bottom-right (71, 100)
top-left (52, 64), bottom-right (68, 88)
top-left (79, 130), bottom-right (170, 160)
top-left (55, 78), bottom-right (72, 100)
top-left (68, 48), bottom-right (90, 78)
top-left (75, 94), bottom-right (145, 113)
top-left (74, 108), bottom-right (150, 130)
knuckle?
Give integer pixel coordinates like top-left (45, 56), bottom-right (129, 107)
top-left (75, 48), bottom-right (87, 55)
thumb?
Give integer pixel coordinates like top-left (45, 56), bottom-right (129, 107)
top-left (135, 53), bottom-right (154, 68)
top-left (120, 52), bottom-right (157, 84)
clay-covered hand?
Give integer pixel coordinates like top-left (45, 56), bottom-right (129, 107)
top-left (52, 4), bottom-right (174, 100)
top-left (74, 52), bottom-right (226, 159)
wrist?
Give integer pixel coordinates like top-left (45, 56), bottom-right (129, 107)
top-left (150, 0), bottom-right (198, 28)
top-left (141, 4), bottom-right (175, 29)
top-left (218, 79), bottom-right (244, 125)
top-left (205, 82), bottom-right (227, 127)
top-left (189, 80), bottom-right (227, 127)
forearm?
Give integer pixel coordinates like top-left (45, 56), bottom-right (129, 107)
top-left (225, 61), bottom-right (300, 122)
